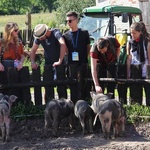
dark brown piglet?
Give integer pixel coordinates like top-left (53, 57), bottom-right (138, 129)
top-left (74, 100), bottom-right (95, 135)
top-left (44, 98), bottom-right (74, 137)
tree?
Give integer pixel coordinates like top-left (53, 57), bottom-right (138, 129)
top-left (55, 0), bottom-right (95, 25)
top-left (0, 0), bottom-right (31, 14)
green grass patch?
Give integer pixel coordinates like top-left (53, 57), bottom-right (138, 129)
top-left (0, 13), bottom-right (54, 32)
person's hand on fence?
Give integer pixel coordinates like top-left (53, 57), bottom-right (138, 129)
top-left (52, 61), bottom-right (61, 67)
top-left (17, 62), bottom-right (23, 71)
top-left (95, 85), bottom-right (103, 93)
top-left (31, 62), bottom-right (38, 70)
top-left (0, 63), bottom-right (4, 71)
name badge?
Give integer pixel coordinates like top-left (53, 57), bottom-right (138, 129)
top-left (72, 52), bottom-right (79, 61)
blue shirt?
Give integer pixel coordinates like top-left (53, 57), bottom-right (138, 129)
top-left (35, 28), bottom-right (62, 65)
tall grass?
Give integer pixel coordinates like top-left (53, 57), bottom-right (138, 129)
top-left (0, 13), bottom-right (55, 32)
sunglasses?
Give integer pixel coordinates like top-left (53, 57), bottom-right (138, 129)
top-left (65, 19), bottom-right (76, 23)
top-left (14, 29), bottom-right (18, 32)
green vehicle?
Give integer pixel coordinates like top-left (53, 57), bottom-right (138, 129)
top-left (78, 5), bottom-right (142, 64)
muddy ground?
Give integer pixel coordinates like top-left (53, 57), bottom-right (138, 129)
top-left (0, 117), bottom-right (150, 150)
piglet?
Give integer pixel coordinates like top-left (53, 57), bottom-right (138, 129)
top-left (0, 94), bottom-right (17, 142)
top-left (74, 100), bottom-right (95, 135)
top-left (90, 91), bottom-right (113, 114)
top-left (44, 98), bottom-right (74, 137)
top-left (91, 92), bottom-right (126, 139)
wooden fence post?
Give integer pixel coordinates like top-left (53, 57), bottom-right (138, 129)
top-left (130, 64), bottom-right (142, 105)
top-left (7, 68), bottom-right (23, 105)
top-left (43, 65), bottom-right (54, 104)
top-left (107, 64), bottom-right (116, 98)
top-left (144, 65), bottom-right (150, 106)
top-left (0, 70), bottom-right (7, 94)
top-left (56, 65), bottom-right (67, 99)
top-left (117, 64), bottom-right (127, 104)
top-left (81, 64), bottom-right (92, 100)
top-left (68, 64), bottom-right (78, 104)
top-left (31, 66), bottom-right (42, 105)
top-left (20, 67), bottom-right (32, 106)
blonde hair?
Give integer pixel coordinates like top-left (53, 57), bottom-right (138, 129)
top-left (2, 22), bottom-right (19, 52)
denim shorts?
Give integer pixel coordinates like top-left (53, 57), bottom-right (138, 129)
top-left (2, 60), bottom-right (14, 68)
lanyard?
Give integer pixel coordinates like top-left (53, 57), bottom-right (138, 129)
top-left (70, 29), bottom-right (79, 51)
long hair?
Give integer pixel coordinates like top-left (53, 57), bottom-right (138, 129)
top-left (130, 22), bottom-right (150, 41)
top-left (2, 22), bottom-right (19, 52)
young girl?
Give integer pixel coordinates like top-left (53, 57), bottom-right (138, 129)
top-left (126, 22), bottom-right (150, 106)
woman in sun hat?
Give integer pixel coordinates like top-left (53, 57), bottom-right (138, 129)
top-left (0, 22), bottom-right (25, 71)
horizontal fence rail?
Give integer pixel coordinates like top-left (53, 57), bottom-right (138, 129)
top-left (0, 64), bottom-right (150, 106)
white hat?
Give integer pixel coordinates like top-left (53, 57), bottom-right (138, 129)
top-left (33, 24), bottom-right (48, 39)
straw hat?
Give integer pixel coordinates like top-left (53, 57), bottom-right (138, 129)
top-left (33, 24), bottom-right (48, 39)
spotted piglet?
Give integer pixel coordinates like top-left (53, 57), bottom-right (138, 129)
top-left (44, 98), bottom-right (74, 137)
top-left (74, 100), bottom-right (95, 135)
top-left (91, 92), bottom-right (126, 139)
top-left (0, 94), bottom-right (17, 142)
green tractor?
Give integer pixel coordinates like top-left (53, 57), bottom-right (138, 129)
top-left (78, 5), bottom-right (142, 64)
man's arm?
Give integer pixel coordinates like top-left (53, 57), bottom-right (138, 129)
top-left (53, 37), bottom-right (66, 67)
top-left (126, 42), bottom-right (132, 79)
top-left (87, 44), bottom-right (91, 55)
top-left (30, 43), bottom-right (39, 69)
top-left (91, 57), bottom-right (103, 93)
top-left (147, 42), bottom-right (150, 64)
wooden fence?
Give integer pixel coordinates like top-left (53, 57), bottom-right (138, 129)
top-left (0, 63), bottom-right (150, 106)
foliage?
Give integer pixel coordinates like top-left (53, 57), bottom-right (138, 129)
top-left (0, 0), bottom-right (55, 14)
top-left (0, 0), bottom-right (95, 15)
top-left (0, 0), bottom-right (31, 15)
top-left (55, 0), bottom-right (95, 25)
top-left (11, 102), bottom-right (45, 121)
top-left (11, 100), bottom-right (150, 124)
top-left (124, 104), bottom-right (150, 123)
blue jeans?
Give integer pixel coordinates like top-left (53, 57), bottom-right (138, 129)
top-left (2, 60), bottom-right (14, 68)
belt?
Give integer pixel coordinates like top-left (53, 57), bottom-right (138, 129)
top-left (2, 60), bottom-right (14, 62)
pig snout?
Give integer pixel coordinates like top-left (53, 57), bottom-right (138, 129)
top-left (94, 111), bottom-right (112, 139)
top-left (0, 94), bottom-right (17, 142)
top-left (44, 98), bottom-right (74, 137)
top-left (74, 100), bottom-right (94, 135)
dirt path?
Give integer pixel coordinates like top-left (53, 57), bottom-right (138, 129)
top-left (0, 118), bottom-right (150, 150)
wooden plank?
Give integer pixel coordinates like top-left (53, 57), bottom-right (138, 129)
top-left (117, 64), bottom-right (127, 104)
top-left (20, 67), bottom-right (32, 106)
top-left (31, 67), bottom-right (42, 105)
top-left (56, 65), bottom-right (67, 98)
top-left (68, 64), bottom-right (78, 104)
top-left (130, 65), bottom-right (142, 105)
top-left (7, 67), bottom-right (23, 105)
top-left (43, 65), bottom-right (54, 104)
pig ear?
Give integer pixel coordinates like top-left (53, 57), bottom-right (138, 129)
top-left (9, 95), bottom-right (18, 102)
top-left (105, 92), bottom-right (113, 99)
top-left (90, 91), bottom-right (97, 99)
top-left (0, 93), bottom-right (4, 100)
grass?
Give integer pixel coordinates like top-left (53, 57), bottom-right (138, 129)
top-left (0, 13), bottom-right (54, 32)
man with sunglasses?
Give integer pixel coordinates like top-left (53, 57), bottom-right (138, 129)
top-left (63, 11), bottom-right (91, 100)
top-left (90, 37), bottom-right (120, 97)
top-left (63, 11), bottom-right (91, 66)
